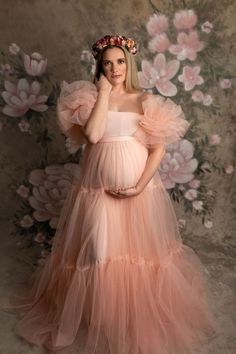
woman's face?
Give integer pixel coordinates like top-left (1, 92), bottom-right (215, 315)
top-left (101, 47), bottom-right (127, 86)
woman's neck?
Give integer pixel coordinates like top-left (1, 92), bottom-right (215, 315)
top-left (110, 83), bottom-right (127, 95)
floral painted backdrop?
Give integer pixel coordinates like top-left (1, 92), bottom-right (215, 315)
top-left (0, 0), bottom-right (235, 266)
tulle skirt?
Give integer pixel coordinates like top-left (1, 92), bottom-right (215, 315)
top-left (3, 137), bottom-right (220, 354)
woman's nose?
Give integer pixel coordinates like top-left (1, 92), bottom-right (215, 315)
top-left (111, 64), bottom-right (117, 72)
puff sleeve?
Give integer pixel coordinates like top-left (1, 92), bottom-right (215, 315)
top-left (56, 80), bottom-right (98, 138)
top-left (133, 94), bottom-right (191, 148)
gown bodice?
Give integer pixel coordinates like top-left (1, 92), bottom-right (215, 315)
top-left (101, 111), bottom-right (143, 139)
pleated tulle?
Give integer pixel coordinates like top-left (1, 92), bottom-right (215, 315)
top-left (3, 138), bottom-right (220, 354)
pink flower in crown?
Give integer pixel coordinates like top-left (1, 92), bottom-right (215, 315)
top-left (178, 66), bottom-right (204, 91)
top-left (28, 163), bottom-right (81, 229)
top-left (146, 14), bottom-right (169, 36)
top-left (148, 33), bottom-right (171, 53)
top-left (158, 139), bottom-right (198, 189)
top-left (201, 21), bottom-right (213, 34)
top-left (138, 53), bottom-right (180, 97)
top-left (209, 134), bottom-right (221, 145)
top-left (173, 9), bottom-right (198, 30)
top-left (24, 52), bottom-right (48, 77)
top-left (169, 31), bottom-right (204, 61)
top-left (220, 78), bottom-right (232, 89)
top-left (1, 78), bottom-right (48, 117)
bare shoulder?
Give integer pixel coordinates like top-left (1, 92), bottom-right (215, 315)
top-left (138, 90), bottom-right (153, 102)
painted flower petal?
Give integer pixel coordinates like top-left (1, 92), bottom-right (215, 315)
top-left (156, 80), bottom-right (177, 97)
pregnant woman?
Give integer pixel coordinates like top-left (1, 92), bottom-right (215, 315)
top-left (7, 34), bottom-right (219, 354)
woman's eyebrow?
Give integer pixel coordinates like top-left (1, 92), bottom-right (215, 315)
top-left (103, 57), bottom-right (125, 61)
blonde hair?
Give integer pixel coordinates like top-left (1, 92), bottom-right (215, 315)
top-left (93, 45), bottom-right (142, 93)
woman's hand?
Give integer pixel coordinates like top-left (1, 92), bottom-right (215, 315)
top-left (95, 73), bottom-right (112, 94)
top-left (104, 185), bottom-right (144, 199)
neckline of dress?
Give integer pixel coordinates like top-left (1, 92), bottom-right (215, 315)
top-left (108, 110), bottom-right (144, 116)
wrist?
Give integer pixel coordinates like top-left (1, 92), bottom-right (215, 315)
top-left (135, 183), bottom-right (144, 193)
top-left (98, 89), bottom-right (111, 96)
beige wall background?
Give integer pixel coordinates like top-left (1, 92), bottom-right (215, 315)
top-left (0, 0), bottom-right (235, 353)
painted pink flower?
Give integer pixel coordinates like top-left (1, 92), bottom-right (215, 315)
top-left (192, 200), bottom-right (203, 210)
top-left (138, 53), bottom-right (180, 96)
top-left (206, 190), bottom-right (214, 197)
top-left (1, 78), bottom-right (48, 117)
top-left (16, 185), bottom-right (30, 198)
top-left (146, 14), bottom-right (169, 36)
top-left (191, 90), bottom-right (212, 105)
top-left (209, 134), bottom-right (221, 145)
top-left (179, 184), bottom-right (186, 191)
top-left (41, 249), bottom-right (50, 258)
top-left (178, 218), bottom-right (186, 229)
top-left (65, 137), bottom-right (80, 154)
top-left (158, 139), bottom-right (198, 189)
top-left (9, 43), bottom-right (20, 55)
top-left (148, 33), bottom-right (171, 53)
top-left (20, 215), bottom-right (34, 228)
top-left (201, 21), bottom-right (213, 34)
top-left (220, 79), bottom-right (232, 89)
top-left (189, 178), bottom-right (201, 189)
top-left (203, 94), bottom-right (213, 106)
top-left (178, 66), bottom-right (204, 91)
top-left (80, 50), bottom-right (96, 75)
top-left (18, 119), bottom-right (31, 132)
top-left (204, 219), bottom-right (213, 229)
top-left (34, 232), bottom-right (45, 243)
top-left (173, 9), bottom-right (198, 30)
top-left (24, 52), bottom-right (48, 77)
top-left (0, 63), bottom-right (13, 76)
top-left (184, 188), bottom-right (198, 200)
top-left (169, 31), bottom-right (204, 61)
top-left (191, 90), bottom-right (204, 102)
top-left (201, 162), bottom-right (211, 172)
top-left (224, 164), bottom-right (234, 174)
top-left (28, 163), bottom-right (81, 229)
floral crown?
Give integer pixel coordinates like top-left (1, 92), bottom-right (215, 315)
top-left (91, 35), bottom-right (137, 58)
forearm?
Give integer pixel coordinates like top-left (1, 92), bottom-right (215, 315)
top-left (136, 144), bottom-right (165, 191)
top-left (84, 90), bottom-right (110, 144)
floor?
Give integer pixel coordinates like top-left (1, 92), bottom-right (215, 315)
top-left (0, 220), bottom-right (235, 354)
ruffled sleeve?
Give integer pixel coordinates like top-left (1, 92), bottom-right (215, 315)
top-left (56, 80), bottom-right (98, 138)
top-left (133, 94), bottom-right (191, 148)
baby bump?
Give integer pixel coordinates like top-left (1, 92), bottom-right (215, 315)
top-left (81, 138), bottom-right (148, 189)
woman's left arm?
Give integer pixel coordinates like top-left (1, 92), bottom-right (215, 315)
top-left (105, 144), bottom-right (165, 198)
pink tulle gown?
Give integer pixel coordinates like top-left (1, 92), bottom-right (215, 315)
top-left (5, 81), bottom-right (219, 354)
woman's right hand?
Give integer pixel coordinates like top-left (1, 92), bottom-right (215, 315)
top-left (95, 73), bottom-right (112, 94)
